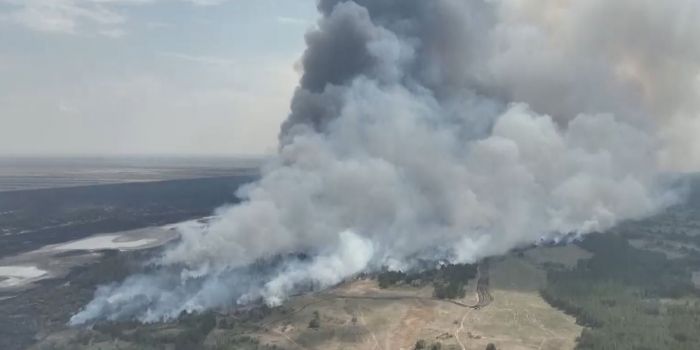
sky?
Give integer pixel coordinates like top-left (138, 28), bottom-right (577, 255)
top-left (0, 0), bottom-right (317, 156)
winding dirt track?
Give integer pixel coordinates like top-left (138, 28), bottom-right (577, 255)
top-left (470, 260), bottom-right (493, 310)
top-left (456, 260), bottom-right (493, 350)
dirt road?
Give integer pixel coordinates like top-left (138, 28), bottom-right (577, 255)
top-left (471, 260), bottom-right (493, 310)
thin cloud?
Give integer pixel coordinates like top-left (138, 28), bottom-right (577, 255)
top-left (2, 0), bottom-right (125, 34)
top-left (0, 0), bottom-right (229, 36)
top-left (99, 27), bottom-right (126, 38)
top-left (159, 51), bottom-right (238, 67)
top-left (183, 0), bottom-right (227, 6)
top-left (275, 16), bottom-right (309, 26)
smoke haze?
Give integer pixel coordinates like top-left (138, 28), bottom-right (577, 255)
top-left (71, 0), bottom-right (700, 324)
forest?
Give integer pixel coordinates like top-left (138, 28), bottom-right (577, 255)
top-left (377, 262), bottom-right (478, 299)
top-left (541, 233), bottom-right (700, 350)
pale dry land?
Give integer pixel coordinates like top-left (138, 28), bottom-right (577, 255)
top-left (48, 223), bottom-right (184, 253)
top-left (234, 255), bottom-right (583, 350)
top-left (0, 265), bottom-right (48, 288)
top-left (0, 225), bottom-right (179, 291)
top-left (52, 235), bottom-right (158, 251)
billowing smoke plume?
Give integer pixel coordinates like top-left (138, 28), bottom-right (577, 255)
top-left (71, 0), bottom-right (700, 324)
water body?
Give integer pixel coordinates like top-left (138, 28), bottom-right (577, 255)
top-left (0, 156), bottom-right (264, 192)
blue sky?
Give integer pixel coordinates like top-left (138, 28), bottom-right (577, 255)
top-left (0, 0), bottom-right (317, 155)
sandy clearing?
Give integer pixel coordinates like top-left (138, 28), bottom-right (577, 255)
top-left (0, 265), bottom-right (48, 288)
top-left (249, 254), bottom-right (583, 350)
top-left (0, 222), bottom-right (181, 291)
top-left (52, 235), bottom-right (157, 251)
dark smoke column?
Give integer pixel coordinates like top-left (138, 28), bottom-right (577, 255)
top-left (281, 0), bottom-right (498, 142)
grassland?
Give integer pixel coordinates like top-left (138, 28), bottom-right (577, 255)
top-left (27, 252), bottom-right (583, 350)
top-left (240, 257), bottom-right (582, 350)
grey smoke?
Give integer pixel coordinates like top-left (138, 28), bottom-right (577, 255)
top-left (71, 0), bottom-right (700, 324)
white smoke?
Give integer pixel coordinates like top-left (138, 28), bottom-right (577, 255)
top-left (71, 0), bottom-right (700, 324)
top-left (254, 230), bottom-right (374, 306)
